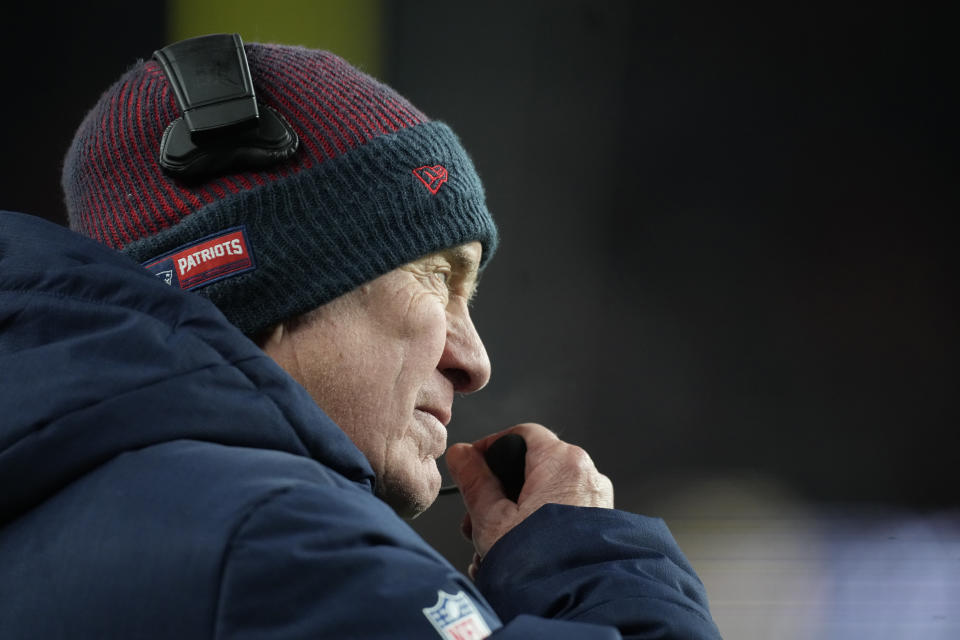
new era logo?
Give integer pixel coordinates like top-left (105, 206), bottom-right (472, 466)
top-left (413, 165), bottom-right (449, 194)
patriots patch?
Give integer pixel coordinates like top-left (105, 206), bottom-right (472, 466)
top-left (142, 226), bottom-right (255, 291)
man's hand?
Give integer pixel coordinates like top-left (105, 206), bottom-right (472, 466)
top-left (445, 423), bottom-right (614, 574)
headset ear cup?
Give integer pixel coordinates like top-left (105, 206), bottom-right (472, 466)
top-left (158, 105), bottom-right (298, 182)
top-left (157, 117), bottom-right (193, 174)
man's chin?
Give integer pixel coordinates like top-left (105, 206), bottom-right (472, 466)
top-left (376, 465), bottom-right (441, 519)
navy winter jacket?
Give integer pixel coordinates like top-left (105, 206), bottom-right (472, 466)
top-left (0, 211), bottom-right (721, 639)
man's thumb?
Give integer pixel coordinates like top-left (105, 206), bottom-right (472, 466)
top-left (445, 443), bottom-right (476, 486)
top-left (445, 443), bottom-right (503, 508)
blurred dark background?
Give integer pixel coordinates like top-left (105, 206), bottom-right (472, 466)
top-left (390, 1), bottom-right (956, 503)
top-left (2, 2), bottom-right (956, 637)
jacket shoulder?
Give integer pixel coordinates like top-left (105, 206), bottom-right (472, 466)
top-left (0, 440), bottom-right (359, 639)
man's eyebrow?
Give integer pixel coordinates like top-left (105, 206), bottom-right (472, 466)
top-left (445, 246), bottom-right (482, 300)
top-left (447, 246), bottom-right (480, 273)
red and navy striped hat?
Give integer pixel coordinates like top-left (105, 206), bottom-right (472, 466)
top-left (62, 36), bottom-right (497, 337)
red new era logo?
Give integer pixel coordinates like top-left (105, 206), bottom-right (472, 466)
top-left (413, 165), bottom-right (449, 194)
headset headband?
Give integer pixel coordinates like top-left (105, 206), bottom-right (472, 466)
top-left (153, 33), bottom-right (299, 182)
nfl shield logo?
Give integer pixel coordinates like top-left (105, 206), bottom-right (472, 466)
top-left (422, 590), bottom-right (492, 640)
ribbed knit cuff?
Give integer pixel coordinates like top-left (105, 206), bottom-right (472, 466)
top-left (122, 121), bottom-right (497, 337)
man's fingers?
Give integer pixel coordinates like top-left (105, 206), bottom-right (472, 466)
top-left (447, 424), bottom-right (606, 558)
top-left (471, 422), bottom-right (559, 454)
top-left (446, 441), bottom-right (522, 559)
top-left (445, 442), bottom-right (507, 512)
top-left (460, 513), bottom-right (473, 542)
top-left (468, 552), bottom-right (481, 581)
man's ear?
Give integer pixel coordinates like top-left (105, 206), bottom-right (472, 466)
top-left (258, 321), bottom-right (304, 384)
top-left (256, 323), bottom-right (285, 353)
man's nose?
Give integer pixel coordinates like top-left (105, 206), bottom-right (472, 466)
top-left (439, 306), bottom-right (491, 394)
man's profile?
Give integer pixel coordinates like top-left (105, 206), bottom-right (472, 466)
top-left (0, 34), bottom-right (721, 639)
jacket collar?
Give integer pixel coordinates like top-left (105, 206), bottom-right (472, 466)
top-left (0, 211), bottom-right (375, 524)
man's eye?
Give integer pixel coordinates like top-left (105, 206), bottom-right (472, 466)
top-left (434, 271), bottom-right (451, 285)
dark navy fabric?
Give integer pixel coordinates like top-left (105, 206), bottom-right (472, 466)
top-left (0, 211), bottom-right (721, 639)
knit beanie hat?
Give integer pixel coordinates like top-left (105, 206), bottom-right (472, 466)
top-left (63, 35), bottom-right (497, 337)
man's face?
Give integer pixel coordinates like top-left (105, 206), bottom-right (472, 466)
top-left (263, 242), bottom-right (490, 517)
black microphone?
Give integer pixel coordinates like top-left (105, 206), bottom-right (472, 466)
top-left (483, 434), bottom-right (527, 502)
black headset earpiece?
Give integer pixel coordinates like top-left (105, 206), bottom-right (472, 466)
top-left (153, 33), bottom-right (299, 182)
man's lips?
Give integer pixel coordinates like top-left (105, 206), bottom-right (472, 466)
top-left (416, 405), bottom-right (451, 427)
top-left (414, 407), bottom-right (451, 461)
